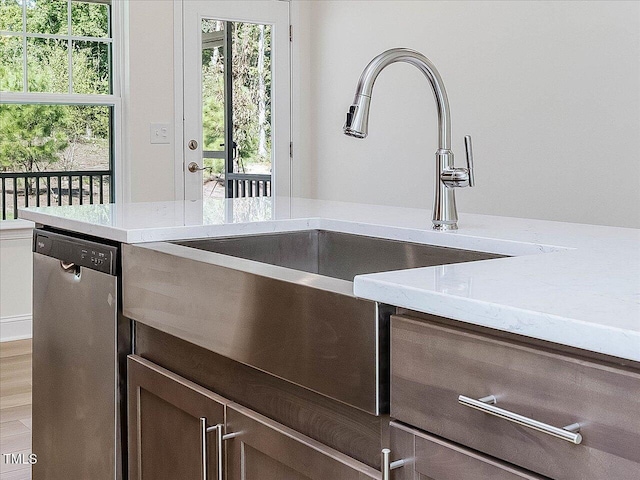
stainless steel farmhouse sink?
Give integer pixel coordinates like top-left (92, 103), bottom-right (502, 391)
top-left (174, 230), bottom-right (504, 281)
top-left (122, 230), bottom-right (504, 415)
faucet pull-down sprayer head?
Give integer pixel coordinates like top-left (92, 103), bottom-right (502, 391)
top-left (344, 95), bottom-right (371, 138)
top-left (342, 47), bottom-right (476, 230)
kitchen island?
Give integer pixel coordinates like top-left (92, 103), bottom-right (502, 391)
top-left (21, 196), bottom-right (640, 363)
top-left (21, 197), bottom-right (640, 479)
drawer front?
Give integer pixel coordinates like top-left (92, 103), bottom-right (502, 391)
top-left (391, 315), bottom-right (640, 480)
top-left (390, 421), bottom-right (543, 480)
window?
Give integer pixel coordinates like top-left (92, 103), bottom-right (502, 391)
top-left (0, 0), bottom-right (119, 220)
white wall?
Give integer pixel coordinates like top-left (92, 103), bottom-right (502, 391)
top-left (291, 0), bottom-right (640, 228)
top-left (124, 1), bottom-right (640, 228)
top-left (125, 0), bottom-right (176, 202)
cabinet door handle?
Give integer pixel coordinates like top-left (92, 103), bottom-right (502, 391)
top-left (458, 395), bottom-right (582, 445)
top-left (381, 449), bottom-right (406, 480)
top-left (200, 418), bottom-right (223, 480)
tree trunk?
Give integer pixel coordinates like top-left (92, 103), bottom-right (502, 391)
top-left (257, 24), bottom-right (267, 158)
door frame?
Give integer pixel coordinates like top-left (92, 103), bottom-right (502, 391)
top-left (173, 0), bottom-right (292, 202)
top-left (173, 0), bottom-right (185, 201)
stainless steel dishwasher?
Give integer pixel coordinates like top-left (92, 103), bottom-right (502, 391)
top-left (32, 229), bottom-right (127, 480)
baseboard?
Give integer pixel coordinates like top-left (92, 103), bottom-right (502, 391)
top-left (0, 314), bottom-right (32, 342)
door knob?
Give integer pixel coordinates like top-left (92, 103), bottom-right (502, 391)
top-left (188, 139), bottom-right (198, 150)
top-left (188, 162), bottom-right (205, 173)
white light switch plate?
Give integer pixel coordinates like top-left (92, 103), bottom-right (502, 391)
top-left (150, 123), bottom-right (171, 144)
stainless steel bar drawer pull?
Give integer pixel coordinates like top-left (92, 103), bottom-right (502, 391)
top-left (381, 449), bottom-right (406, 480)
top-left (458, 395), bottom-right (582, 445)
top-left (200, 418), bottom-right (223, 480)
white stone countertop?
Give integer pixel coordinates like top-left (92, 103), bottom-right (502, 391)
top-left (20, 197), bottom-right (640, 362)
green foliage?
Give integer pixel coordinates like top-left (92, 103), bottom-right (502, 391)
top-left (231, 22), bottom-right (272, 166)
top-left (71, 1), bottom-right (108, 37)
top-left (0, 34), bottom-right (23, 91)
top-left (201, 45), bottom-right (225, 176)
top-left (0, 0), bottom-right (22, 32)
top-left (0, 0), bottom-right (111, 173)
top-left (0, 104), bottom-right (68, 171)
top-left (204, 158), bottom-right (224, 176)
top-left (202, 44), bottom-right (225, 152)
top-left (26, 0), bottom-right (68, 35)
top-left (201, 21), bottom-right (272, 173)
top-left (72, 41), bottom-right (110, 94)
top-left (27, 38), bottom-right (69, 93)
top-left (0, 103), bottom-right (109, 172)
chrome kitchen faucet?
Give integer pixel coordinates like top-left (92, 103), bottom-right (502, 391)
top-left (344, 48), bottom-right (475, 230)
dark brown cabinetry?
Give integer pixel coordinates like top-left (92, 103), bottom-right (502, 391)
top-left (133, 322), bottom-right (386, 469)
top-left (387, 313), bottom-right (640, 480)
top-left (226, 404), bottom-right (379, 480)
top-left (127, 355), bottom-right (380, 480)
top-left (128, 356), bottom-right (226, 479)
top-left (129, 310), bottom-right (640, 479)
top-left (388, 421), bottom-right (543, 480)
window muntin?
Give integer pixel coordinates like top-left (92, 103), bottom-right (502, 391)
top-left (1, 0), bottom-right (112, 95)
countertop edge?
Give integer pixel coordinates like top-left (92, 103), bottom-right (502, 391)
top-left (354, 275), bottom-right (640, 363)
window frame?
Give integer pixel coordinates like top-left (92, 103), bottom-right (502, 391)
top-left (0, 0), bottom-right (125, 207)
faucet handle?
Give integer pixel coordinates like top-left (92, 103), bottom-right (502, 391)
top-left (439, 137), bottom-right (476, 188)
top-left (464, 135), bottom-right (475, 187)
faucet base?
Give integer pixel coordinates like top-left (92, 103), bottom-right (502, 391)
top-left (433, 223), bottom-right (458, 231)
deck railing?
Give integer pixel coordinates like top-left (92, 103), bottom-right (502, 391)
top-left (1, 169), bottom-right (268, 220)
top-left (0, 170), bottom-right (113, 220)
top-left (227, 173), bottom-right (271, 198)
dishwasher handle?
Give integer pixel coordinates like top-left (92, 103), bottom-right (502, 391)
top-left (60, 261), bottom-right (76, 271)
top-left (60, 261), bottom-right (81, 276)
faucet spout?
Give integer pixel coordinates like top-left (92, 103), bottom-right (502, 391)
top-left (344, 48), bottom-right (451, 149)
top-left (343, 48), bottom-right (474, 230)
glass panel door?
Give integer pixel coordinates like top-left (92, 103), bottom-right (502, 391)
top-left (200, 18), bottom-right (273, 199)
top-left (182, 0), bottom-right (290, 203)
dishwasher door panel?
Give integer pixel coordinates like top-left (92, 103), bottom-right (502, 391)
top-left (32, 252), bottom-right (118, 480)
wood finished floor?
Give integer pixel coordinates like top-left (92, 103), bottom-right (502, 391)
top-left (0, 339), bottom-right (32, 480)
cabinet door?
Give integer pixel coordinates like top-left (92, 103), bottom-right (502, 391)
top-left (225, 403), bottom-right (380, 480)
top-left (389, 421), bottom-right (543, 480)
top-left (128, 355), bottom-right (226, 480)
